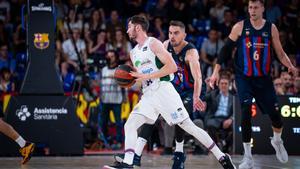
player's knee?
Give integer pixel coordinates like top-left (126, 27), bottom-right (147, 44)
top-left (124, 120), bottom-right (136, 132)
top-left (268, 104), bottom-right (283, 129)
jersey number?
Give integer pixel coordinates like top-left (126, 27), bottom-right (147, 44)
top-left (253, 50), bottom-right (260, 61)
top-left (146, 79), bottom-right (153, 86)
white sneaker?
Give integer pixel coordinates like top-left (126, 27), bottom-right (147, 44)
top-left (270, 137), bottom-right (288, 163)
top-left (238, 156), bottom-right (254, 169)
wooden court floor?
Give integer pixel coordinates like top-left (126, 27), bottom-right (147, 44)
top-left (0, 154), bottom-right (299, 169)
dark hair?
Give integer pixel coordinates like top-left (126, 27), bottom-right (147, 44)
top-left (169, 20), bottom-right (185, 30)
top-left (128, 15), bottom-right (149, 32)
top-left (249, 0), bottom-right (265, 5)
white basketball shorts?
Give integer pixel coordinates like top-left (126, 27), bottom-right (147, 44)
top-left (131, 81), bottom-right (189, 125)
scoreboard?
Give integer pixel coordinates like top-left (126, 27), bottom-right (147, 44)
top-left (234, 96), bottom-right (300, 155)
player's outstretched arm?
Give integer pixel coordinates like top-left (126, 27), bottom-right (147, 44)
top-left (272, 24), bottom-right (299, 76)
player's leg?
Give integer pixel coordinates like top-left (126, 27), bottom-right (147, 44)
top-left (158, 82), bottom-right (235, 169)
top-left (172, 125), bottom-right (186, 169)
top-left (103, 96), bottom-right (158, 169)
top-left (114, 123), bottom-right (155, 166)
top-left (254, 77), bottom-right (287, 163)
top-left (178, 118), bottom-right (236, 169)
top-left (235, 76), bottom-right (254, 169)
top-left (0, 118), bottom-right (35, 164)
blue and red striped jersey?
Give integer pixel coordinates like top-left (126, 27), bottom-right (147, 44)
top-left (236, 19), bottom-right (272, 77)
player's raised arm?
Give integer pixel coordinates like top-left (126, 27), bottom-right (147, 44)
top-left (209, 21), bottom-right (243, 88)
top-left (271, 24), bottom-right (298, 76)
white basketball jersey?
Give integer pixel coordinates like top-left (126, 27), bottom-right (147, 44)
top-left (130, 37), bottom-right (173, 92)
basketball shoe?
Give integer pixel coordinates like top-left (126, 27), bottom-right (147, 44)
top-left (19, 142), bottom-right (35, 164)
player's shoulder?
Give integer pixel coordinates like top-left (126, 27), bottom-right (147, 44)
top-left (163, 40), bottom-right (170, 49)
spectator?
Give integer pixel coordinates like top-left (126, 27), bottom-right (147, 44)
top-left (106, 10), bottom-right (125, 38)
top-left (201, 28), bottom-right (224, 78)
top-left (294, 77), bottom-right (300, 95)
top-left (149, 17), bottom-right (166, 42)
top-left (13, 22), bottom-right (26, 54)
top-left (218, 9), bottom-right (235, 40)
top-left (108, 29), bottom-right (132, 64)
top-left (0, 0), bottom-right (10, 23)
top-left (167, 0), bottom-right (187, 24)
top-left (273, 78), bottom-right (285, 95)
top-left (79, 0), bottom-right (95, 23)
top-left (0, 43), bottom-right (15, 73)
top-left (265, 0), bottom-right (282, 24)
top-left (61, 28), bottom-right (87, 78)
top-left (148, 0), bottom-right (168, 19)
top-left (0, 20), bottom-right (9, 48)
top-left (0, 67), bottom-right (14, 94)
top-left (283, 0), bottom-right (299, 30)
top-left (280, 71), bottom-right (294, 95)
top-left (87, 30), bottom-right (109, 68)
top-left (84, 9), bottom-right (106, 43)
top-left (209, 0), bottom-right (229, 24)
top-left (204, 74), bottom-right (233, 153)
top-left (99, 50), bottom-right (125, 149)
top-left (64, 8), bottom-right (83, 33)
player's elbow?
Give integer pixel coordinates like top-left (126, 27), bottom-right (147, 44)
top-left (169, 62), bottom-right (177, 73)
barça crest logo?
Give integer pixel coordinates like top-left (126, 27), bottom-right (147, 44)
top-left (34, 33), bottom-right (49, 49)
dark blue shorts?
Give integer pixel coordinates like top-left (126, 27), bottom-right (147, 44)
top-left (235, 75), bottom-right (278, 114)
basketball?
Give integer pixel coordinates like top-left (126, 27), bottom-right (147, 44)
top-left (114, 64), bottom-right (136, 88)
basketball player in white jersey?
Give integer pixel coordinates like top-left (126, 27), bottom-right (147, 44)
top-left (103, 15), bottom-right (236, 169)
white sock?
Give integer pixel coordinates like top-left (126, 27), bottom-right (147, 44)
top-left (135, 137), bottom-right (147, 156)
top-left (210, 143), bottom-right (225, 160)
top-left (15, 136), bottom-right (26, 148)
top-left (243, 142), bottom-right (252, 158)
top-left (273, 131), bottom-right (282, 141)
top-left (123, 151), bottom-right (134, 165)
top-left (175, 141), bottom-right (184, 153)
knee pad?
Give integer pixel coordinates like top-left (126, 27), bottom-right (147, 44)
top-left (270, 104), bottom-right (283, 128)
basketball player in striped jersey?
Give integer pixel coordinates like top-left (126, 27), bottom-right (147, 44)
top-left (209, 0), bottom-right (298, 168)
top-left (103, 15), bottom-right (236, 169)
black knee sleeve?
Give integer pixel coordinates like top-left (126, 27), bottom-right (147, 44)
top-left (241, 104), bottom-right (252, 143)
top-left (270, 104), bottom-right (283, 129)
top-left (138, 124), bottom-right (155, 141)
top-left (175, 125), bottom-right (185, 142)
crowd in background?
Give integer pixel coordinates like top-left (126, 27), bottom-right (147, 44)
top-left (0, 0), bottom-right (299, 153)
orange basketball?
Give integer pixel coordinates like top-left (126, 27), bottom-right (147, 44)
top-left (114, 64), bottom-right (136, 88)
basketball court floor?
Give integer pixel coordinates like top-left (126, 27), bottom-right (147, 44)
top-left (1, 154), bottom-right (299, 169)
